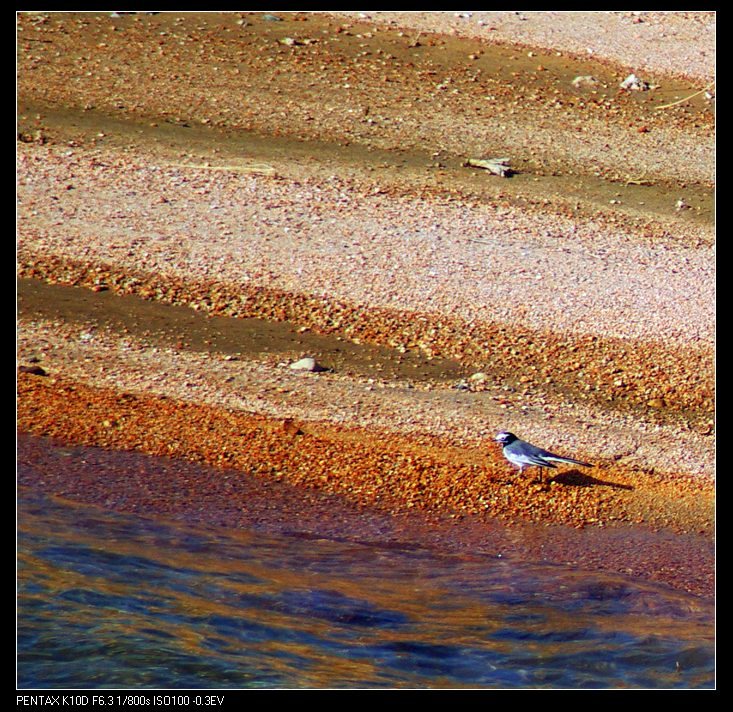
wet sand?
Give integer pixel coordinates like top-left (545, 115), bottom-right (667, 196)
top-left (17, 12), bottom-right (714, 598)
top-left (18, 430), bottom-right (713, 600)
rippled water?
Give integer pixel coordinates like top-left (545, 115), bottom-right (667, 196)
top-left (18, 488), bottom-right (714, 690)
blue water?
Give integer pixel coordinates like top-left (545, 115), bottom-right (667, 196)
top-left (17, 484), bottom-right (715, 690)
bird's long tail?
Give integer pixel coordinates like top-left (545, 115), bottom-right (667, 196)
top-left (544, 454), bottom-right (592, 467)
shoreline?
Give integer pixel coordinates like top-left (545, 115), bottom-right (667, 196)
top-left (17, 373), bottom-right (714, 599)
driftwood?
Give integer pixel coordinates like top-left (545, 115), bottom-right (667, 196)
top-left (463, 157), bottom-right (513, 177)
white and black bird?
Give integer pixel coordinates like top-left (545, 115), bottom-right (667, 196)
top-left (494, 431), bottom-right (591, 482)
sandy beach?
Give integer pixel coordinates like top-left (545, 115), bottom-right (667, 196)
top-left (17, 11), bottom-right (714, 597)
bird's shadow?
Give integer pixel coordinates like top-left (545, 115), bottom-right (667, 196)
top-left (549, 469), bottom-right (634, 490)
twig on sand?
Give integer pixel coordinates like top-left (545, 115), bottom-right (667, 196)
top-left (168, 161), bottom-right (276, 175)
top-left (655, 81), bottom-right (715, 110)
top-left (624, 175), bottom-right (654, 186)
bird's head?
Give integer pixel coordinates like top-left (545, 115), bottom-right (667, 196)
top-left (494, 431), bottom-right (517, 445)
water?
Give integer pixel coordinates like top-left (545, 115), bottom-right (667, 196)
top-left (17, 485), bottom-right (715, 690)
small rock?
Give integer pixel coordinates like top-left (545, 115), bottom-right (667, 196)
top-left (289, 357), bottom-right (327, 373)
top-left (572, 75), bottom-right (599, 88)
top-left (282, 418), bottom-right (304, 436)
top-left (620, 73), bottom-right (655, 91)
top-left (19, 365), bottom-right (47, 376)
top-left (262, 14), bottom-right (282, 22)
top-left (464, 157), bottom-right (513, 177)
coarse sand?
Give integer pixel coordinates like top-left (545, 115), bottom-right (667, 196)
top-left (17, 11), bottom-right (715, 597)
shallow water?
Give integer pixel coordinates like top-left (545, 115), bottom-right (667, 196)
top-left (18, 486), bottom-right (714, 690)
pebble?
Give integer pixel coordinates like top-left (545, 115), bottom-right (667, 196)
top-left (289, 357), bottom-right (327, 372)
top-left (571, 75), bottom-right (599, 88)
top-left (619, 73), bottom-right (655, 91)
top-left (19, 365), bottom-right (47, 376)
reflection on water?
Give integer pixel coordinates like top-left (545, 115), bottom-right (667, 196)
top-left (18, 488), bottom-right (714, 689)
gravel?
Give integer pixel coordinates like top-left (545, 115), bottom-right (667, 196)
top-left (16, 12), bottom-right (715, 592)
top-left (16, 317), bottom-right (714, 479)
top-left (17, 144), bottom-right (714, 345)
top-left (331, 11), bottom-right (716, 83)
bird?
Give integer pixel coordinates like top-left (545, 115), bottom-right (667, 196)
top-left (494, 431), bottom-right (591, 483)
